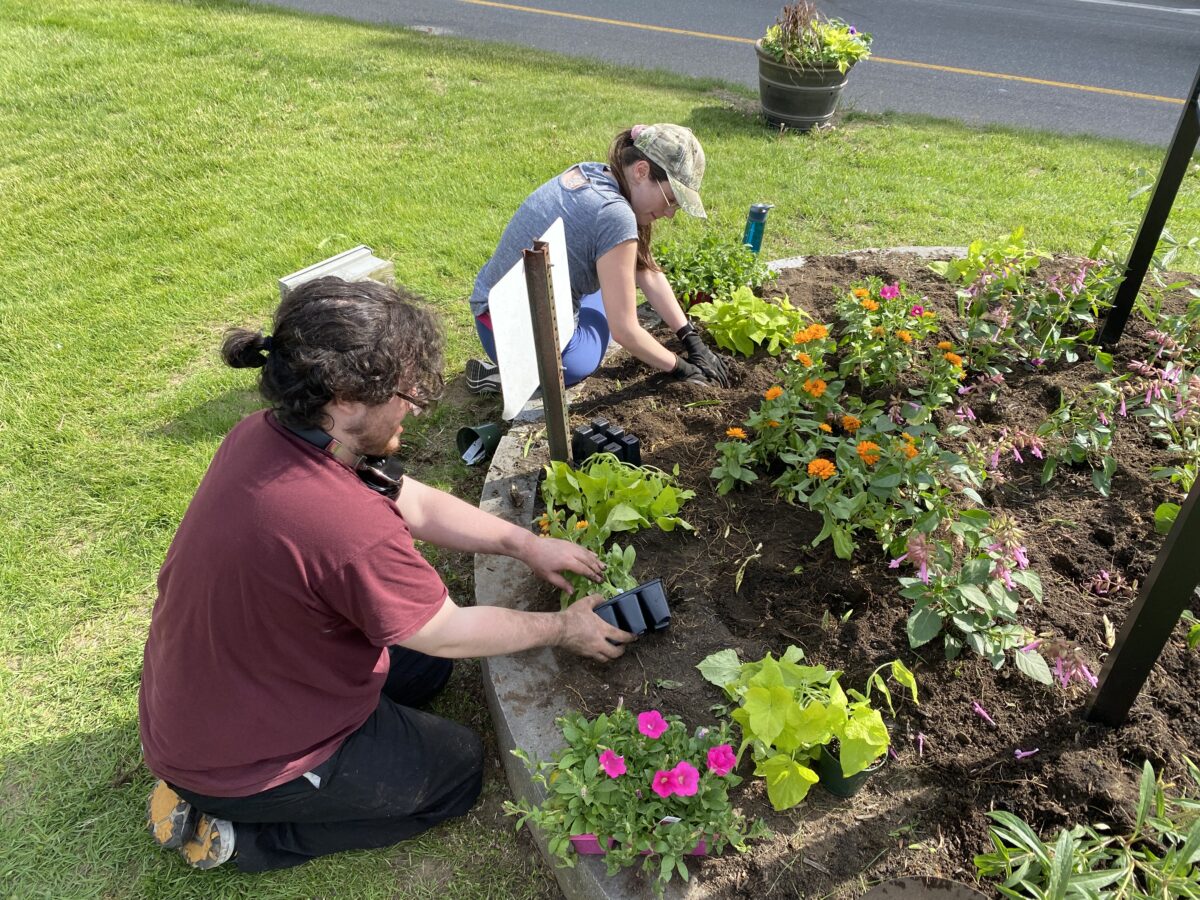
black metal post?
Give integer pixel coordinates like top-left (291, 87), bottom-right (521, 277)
top-left (523, 241), bottom-right (570, 464)
top-left (1085, 477), bottom-right (1200, 726)
top-left (1099, 63), bottom-right (1200, 347)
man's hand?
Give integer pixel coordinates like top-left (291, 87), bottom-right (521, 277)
top-left (518, 533), bottom-right (604, 592)
top-left (677, 323), bottom-right (730, 387)
top-left (558, 594), bottom-right (635, 661)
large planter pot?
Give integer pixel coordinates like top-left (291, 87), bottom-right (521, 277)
top-left (755, 40), bottom-right (849, 131)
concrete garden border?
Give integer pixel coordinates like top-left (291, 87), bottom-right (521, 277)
top-left (473, 249), bottom-right (966, 899)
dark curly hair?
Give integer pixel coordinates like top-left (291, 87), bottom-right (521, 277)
top-left (221, 276), bottom-right (444, 430)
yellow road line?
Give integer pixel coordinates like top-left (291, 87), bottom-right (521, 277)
top-left (456, 0), bottom-right (1185, 106)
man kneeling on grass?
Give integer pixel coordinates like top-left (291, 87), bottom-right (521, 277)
top-left (139, 276), bottom-right (632, 872)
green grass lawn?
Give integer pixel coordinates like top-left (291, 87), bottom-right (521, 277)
top-left (1, 0), bottom-right (1197, 896)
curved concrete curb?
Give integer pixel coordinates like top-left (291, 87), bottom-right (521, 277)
top-left (473, 248), bottom-right (966, 899)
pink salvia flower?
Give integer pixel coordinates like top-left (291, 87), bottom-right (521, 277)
top-left (1119, 395), bottom-right (1127, 417)
top-left (880, 283), bottom-right (900, 300)
top-left (651, 770), bottom-right (676, 798)
top-left (706, 744), bottom-right (737, 776)
top-left (671, 761), bottom-right (700, 797)
top-left (1013, 546), bottom-right (1029, 570)
top-left (1014, 748), bottom-right (1040, 760)
top-left (972, 700), bottom-right (997, 728)
top-left (637, 710), bottom-right (669, 739)
top-left (598, 749), bottom-right (626, 778)
top-left (916, 733), bottom-right (926, 757)
top-left (1012, 447), bottom-right (1024, 463)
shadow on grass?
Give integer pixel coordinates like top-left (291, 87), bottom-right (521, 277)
top-left (151, 389), bottom-right (264, 445)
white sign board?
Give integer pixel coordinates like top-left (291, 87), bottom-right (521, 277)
top-left (487, 218), bottom-right (575, 420)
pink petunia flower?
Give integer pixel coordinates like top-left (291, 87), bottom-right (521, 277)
top-left (598, 749), bottom-right (626, 778)
top-left (706, 744), bottom-right (737, 776)
top-left (651, 769), bottom-right (676, 798)
top-left (880, 283), bottom-right (900, 300)
top-left (637, 710), bottom-right (669, 739)
top-left (671, 761), bottom-right (700, 797)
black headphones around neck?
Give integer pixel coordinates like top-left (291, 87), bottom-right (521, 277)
top-left (283, 424), bottom-right (405, 501)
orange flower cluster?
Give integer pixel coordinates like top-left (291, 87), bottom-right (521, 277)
top-left (764, 385), bottom-right (784, 401)
top-left (898, 433), bottom-right (919, 460)
top-left (853, 287), bottom-right (870, 299)
top-left (943, 351), bottom-right (964, 368)
top-left (536, 514), bottom-right (551, 534)
top-left (861, 298), bottom-right (880, 312)
top-left (841, 414), bottom-right (862, 434)
top-left (936, 340), bottom-right (954, 351)
top-left (802, 378), bottom-right (827, 398)
top-left (575, 520), bottom-right (589, 530)
top-left (793, 323), bottom-right (830, 344)
top-left (726, 426), bottom-right (748, 440)
top-left (766, 419), bottom-right (781, 428)
top-left (856, 440), bottom-right (882, 465)
top-left (871, 326), bottom-right (886, 337)
top-left (793, 351), bottom-right (813, 366)
top-left (807, 458), bottom-right (837, 479)
top-left (819, 423), bottom-right (833, 433)
top-left (895, 330), bottom-right (913, 343)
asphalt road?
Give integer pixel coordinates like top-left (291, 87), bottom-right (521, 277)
top-left (249, 0), bottom-right (1200, 145)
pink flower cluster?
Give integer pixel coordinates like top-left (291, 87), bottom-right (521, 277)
top-left (598, 712), bottom-right (739, 800)
top-left (889, 532), bottom-right (934, 585)
top-left (879, 282), bottom-right (901, 300)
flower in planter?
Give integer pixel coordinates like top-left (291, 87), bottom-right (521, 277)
top-left (759, 1), bottom-right (873, 74)
top-left (638, 709), bottom-right (669, 738)
top-left (505, 706), bottom-right (769, 893)
top-left (599, 749), bottom-right (627, 778)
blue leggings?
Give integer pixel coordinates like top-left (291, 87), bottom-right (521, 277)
top-left (474, 291), bottom-right (610, 387)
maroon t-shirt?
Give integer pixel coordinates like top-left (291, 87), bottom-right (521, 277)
top-left (138, 411), bottom-right (448, 797)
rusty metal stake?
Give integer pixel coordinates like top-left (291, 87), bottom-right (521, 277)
top-left (523, 241), bottom-right (570, 464)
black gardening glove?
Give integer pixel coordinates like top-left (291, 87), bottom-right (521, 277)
top-left (676, 323), bottom-right (731, 387)
top-left (671, 354), bottom-right (711, 385)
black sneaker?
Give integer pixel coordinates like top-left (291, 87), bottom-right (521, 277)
top-left (466, 358), bottom-right (501, 394)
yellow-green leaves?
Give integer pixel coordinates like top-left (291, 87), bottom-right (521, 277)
top-left (755, 755), bottom-right (819, 811)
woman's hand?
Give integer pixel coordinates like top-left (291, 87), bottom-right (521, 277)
top-left (677, 323), bottom-right (731, 386)
top-left (517, 532), bottom-right (605, 592)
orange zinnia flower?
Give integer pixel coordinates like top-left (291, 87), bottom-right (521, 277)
top-left (764, 385), bottom-right (784, 401)
top-left (856, 440), bottom-right (882, 465)
top-left (944, 351), bottom-right (964, 367)
top-left (807, 458), bottom-right (837, 479)
top-left (808, 323), bottom-right (829, 340)
top-left (766, 419), bottom-right (781, 428)
top-left (819, 422), bottom-right (833, 433)
top-left (901, 432), bottom-right (914, 442)
top-left (853, 287), bottom-right (870, 299)
top-left (895, 330), bottom-right (913, 343)
top-left (871, 326), bottom-right (886, 337)
top-left (802, 378), bottom-right (827, 398)
top-left (937, 341), bottom-right (954, 351)
top-left (576, 520), bottom-right (589, 530)
top-left (793, 351), bottom-right (813, 366)
top-left (861, 298), bottom-right (879, 312)
top-left (841, 414), bottom-right (862, 434)
top-left (726, 427), bottom-right (748, 440)
top-left (902, 443), bottom-right (919, 460)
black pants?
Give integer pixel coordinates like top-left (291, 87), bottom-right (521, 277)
top-left (174, 648), bottom-right (484, 872)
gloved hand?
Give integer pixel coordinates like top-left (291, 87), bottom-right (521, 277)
top-left (676, 323), bottom-right (730, 387)
top-left (671, 354), bottom-right (711, 385)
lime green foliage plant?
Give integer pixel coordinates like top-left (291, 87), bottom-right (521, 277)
top-left (1183, 612), bottom-right (1200, 651)
top-left (538, 454), bottom-right (694, 605)
top-left (760, 1), bottom-right (873, 73)
top-left (690, 286), bottom-right (807, 357)
top-left (504, 706), bottom-right (769, 895)
top-left (656, 231), bottom-right (775, 308)
top-left (697, 646), bottom-right (917, 811)
top-left (975, 759), bottom-right (1200, 898)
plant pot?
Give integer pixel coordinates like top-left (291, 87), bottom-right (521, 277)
top-left (593, 579), bottom-right (671, 635)
top-left (755, 40), bottom-right (849, 131)
top-left (569, 833), bottom-right (709, 856)
top-left (815, 743), bottom-right (886, 797)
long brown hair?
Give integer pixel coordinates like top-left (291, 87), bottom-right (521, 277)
top-left (607, 128), bottom-right (667, 272)
top-left (221, 276), bottom-right (444, 430)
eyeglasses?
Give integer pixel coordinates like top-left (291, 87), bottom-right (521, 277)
top-left (656, 180), bottom-right (678, 212)
top-left (393, 374), bottom-right (444, 417)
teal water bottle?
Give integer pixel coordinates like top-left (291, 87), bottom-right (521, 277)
top-left (742, 203), bottom-right (774, 253)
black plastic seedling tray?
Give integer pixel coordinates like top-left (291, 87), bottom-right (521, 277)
top-left (594, 578), bottom-right (670, 637)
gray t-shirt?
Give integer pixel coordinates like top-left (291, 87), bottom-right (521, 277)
top-left (469, 162), bottom-right (638, 317)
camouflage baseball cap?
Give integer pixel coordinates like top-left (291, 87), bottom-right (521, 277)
top-left (633, 123), bottom-right (707, 219)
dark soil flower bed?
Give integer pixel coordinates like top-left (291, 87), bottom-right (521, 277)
top-left (541, 252), bottom-right (1200, 898)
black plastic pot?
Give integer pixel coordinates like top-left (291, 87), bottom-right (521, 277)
top-left (572, 419), bottom-right (641, 466)
top-left (815, 743), bottom-right (886, 797)
top-left (594, 579), bottom-right (671, 636)
top-left (756, 40), bottom-right (849, 131)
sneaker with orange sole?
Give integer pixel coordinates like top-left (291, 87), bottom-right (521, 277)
top-left (146, 780), bottom-right (196, 850)
top-left (179, 814), bottom-right (236, 869)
